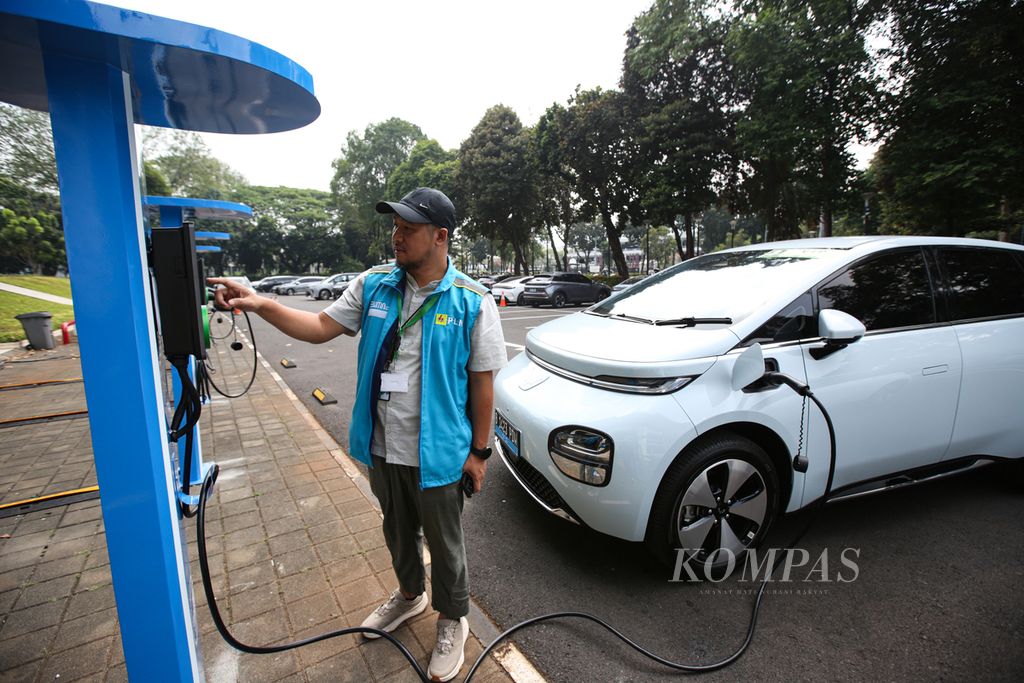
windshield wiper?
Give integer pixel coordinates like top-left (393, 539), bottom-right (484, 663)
top-left (653, 317), bottom-right (733, 327)
top-left (609, 312), bottom-right (656, 325)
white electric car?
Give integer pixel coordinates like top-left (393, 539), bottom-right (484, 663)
top-left (493, 236), bottom-right (1024, 565)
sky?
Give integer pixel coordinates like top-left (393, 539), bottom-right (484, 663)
top-left (118, 0), bottom-right (655, 192)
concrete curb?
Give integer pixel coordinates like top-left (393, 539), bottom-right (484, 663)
top-left (247, 333), bottom-right (547, 683)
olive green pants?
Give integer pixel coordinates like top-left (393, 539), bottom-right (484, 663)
top-left (368, 456), bottom-right (469, 618)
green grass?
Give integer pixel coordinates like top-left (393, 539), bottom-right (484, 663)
top-left (0, 275), bottom-right (73, 298)
top-left (0, 280), bottom-right (76, 342)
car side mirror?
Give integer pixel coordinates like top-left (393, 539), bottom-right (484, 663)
top-left (810, 309), bottom-right (866, 359)
top-left (732, 343), bottom-right (766, 391)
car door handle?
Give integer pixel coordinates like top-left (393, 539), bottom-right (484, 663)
top-left (922, 364), bottom-right (949, 376)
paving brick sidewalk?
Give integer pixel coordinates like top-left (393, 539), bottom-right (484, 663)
top-left (0, 338), bottom-right (521, 682)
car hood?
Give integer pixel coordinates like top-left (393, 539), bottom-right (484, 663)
top-left (526, 312), bottom-right (740, 377)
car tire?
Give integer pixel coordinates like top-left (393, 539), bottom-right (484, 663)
top-left (516, 293), bottom-right (525, 306)
top-left (645, 432), bottom-right (779, 576)
top-left (317, 289), bottom-right (331, 300)
top-left (553, 292), bottom-right (566, 308)
top-left (596, 290), bottom-right (609, 302)
top-left (285, 288), bottom-right (294, 296)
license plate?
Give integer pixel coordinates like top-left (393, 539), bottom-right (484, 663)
top-left (494, 410), bottom-right (521, 457)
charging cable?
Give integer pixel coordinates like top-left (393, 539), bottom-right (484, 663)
top-left (181, 366), bottom-right (838, 681)
top-left (202, 309), bottom-right (258, 399)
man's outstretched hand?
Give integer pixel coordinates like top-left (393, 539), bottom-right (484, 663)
top-left (207, 277), bottom-right (264, 313)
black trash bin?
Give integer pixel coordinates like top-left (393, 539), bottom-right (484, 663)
top-left (15, 311), bottom-right (55, 350)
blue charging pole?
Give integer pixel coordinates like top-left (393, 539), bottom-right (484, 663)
top-left (43, 53), bottom-right (203, 679)
top-left (0, 2), bottom-right (319, 679)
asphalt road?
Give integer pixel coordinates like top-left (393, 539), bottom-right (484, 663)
top-left (218, 295), bottom-right (1024, 683)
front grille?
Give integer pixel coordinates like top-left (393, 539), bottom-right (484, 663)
top-left (508, 453), bottom-right (569, 512)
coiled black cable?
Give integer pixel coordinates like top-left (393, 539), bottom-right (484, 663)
top-left (194, 464), bottom-right (433, 681)
top-left (465, 379), bottom-right (836, 678)
top-left (203, 310), bottom-right (258, 399)
top-left (189, 369), bottom-right (838, 681)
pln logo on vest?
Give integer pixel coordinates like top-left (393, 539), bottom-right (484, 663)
top-left (434, 313), bottom-right (463, 327)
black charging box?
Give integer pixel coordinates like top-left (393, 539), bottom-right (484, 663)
top-left (151, 223), bottom-right (207, 360)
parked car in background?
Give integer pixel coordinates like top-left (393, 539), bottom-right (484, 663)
top-left (253, 275), bottom-right (296, 292)
top-left (478, 274), bottom-right (515, 290)
top-left (612, 274), bottom-right (648, 293)
top-left (328, 272), bottom-right (362, 299)
top-left (299, 273), bottom-right (359, 300)
top-left (274, 276), bottom-right (322, 295)
top-left (491, 276), bottom-right (534, 306)
top-left (494, 236), bottom-right (1024, 570)
top-left (521, 272), bottom-right (611, 308)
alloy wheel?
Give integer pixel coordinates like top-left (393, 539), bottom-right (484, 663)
top-left (674, 458), bottom-right (768, 565)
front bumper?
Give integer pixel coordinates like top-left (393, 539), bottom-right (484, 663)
top-left (493, 352), bottom-right (699, 541)
top-left (495, 438), bottom-right (581, 525)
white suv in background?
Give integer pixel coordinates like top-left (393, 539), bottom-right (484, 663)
top-left (493, 237), bottom-right (1024, 566)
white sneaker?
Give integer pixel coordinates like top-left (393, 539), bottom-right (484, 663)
top-left (428, 616), bottom-right (469, 682)
top-left (360, 590), bottom-right (428, 638)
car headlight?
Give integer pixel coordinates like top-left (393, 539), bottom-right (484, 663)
top-left (527, 351), bottom-right (696, 395)
top-left (548, 426), bottom-right (613, 486)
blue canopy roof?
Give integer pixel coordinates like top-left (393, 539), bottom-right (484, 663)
top-left (144, 196), bottom-right (252, 221)
top-left (0, 0), bottom-right (320, 133)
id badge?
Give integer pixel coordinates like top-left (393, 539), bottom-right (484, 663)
top-left (380, 372), bottom-right (409, 393)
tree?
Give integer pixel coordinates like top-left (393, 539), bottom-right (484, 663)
top-left (536, 89), bottom-right (639, 278)
top-left (0, 103), bottom-right (58, 194)
top-left (622, 0), bottom-right (736, 258)
top-left (143, 129), bottom-right (247, 199)
top-left (230, 185), bottom-right (343, 275)
top-left (330, 118), bottom-right (425, 265)
top-left (568, 221), bottom-right (606, 273)
top-left (386, 139), bottom-right (458, 202)
top-left (458, 106), bottom-right (538, 274)
top-left (143, 161), bottom-right (172, 197)
top-left (729, 0), bottom-right (878, 238)
top-left (874, 0), bottom-right (1024, 237)
top-left (0, 207), bottom-right (65, 274)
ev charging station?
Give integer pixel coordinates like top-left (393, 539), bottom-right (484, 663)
top-left (0, 2), bottom-right (320, 679)
top-left (144, 196), bottom-right (252, 491)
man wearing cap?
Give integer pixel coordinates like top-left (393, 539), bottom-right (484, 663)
top-left (208, 187), bottom-right (506, 681)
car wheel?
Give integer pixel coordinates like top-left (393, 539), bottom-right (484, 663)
top-left (553, 292), bottom-right (566, 308)
top-left (596, 290), bottom-right (609, 302)
top-left (317, 289), bottom-right (331, 300)
top-left (285, 288), bottom-right (294, 295)
top-left (516, 293), bottom-right (525, 306)
top-left (645, 432), bottom-right (778, 575)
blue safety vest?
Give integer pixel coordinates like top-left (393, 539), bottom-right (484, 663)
top-left (349, 258), bottom-right (485, 488)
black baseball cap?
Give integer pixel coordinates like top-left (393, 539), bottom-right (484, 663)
top-left (376, 187), bottom-right (456, 232)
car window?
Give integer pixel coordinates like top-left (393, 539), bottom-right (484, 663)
top-left (591, 247), bottom-right (849, 324)
top-left (817, 249), bottom-right (935, 331)
top-left (745, 292), bottom-right (817, 344)
top-left (938, 247), bottom-right (1024, 321)
top-left (531, 275), bottom-right (553, 284)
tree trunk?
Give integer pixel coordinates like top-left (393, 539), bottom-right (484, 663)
top-left (999, 197), bottom-right (1010, 242)
top-left (598, 205), bottom-right (629, 278)
top-left (546, 225), bottom-right (561, 273)
top-left (684, 213), bottom-right (695, 259)
top-left (820, 201), bottom-right (833, 238)
top-left (670, 222), bottom-right (685, 259)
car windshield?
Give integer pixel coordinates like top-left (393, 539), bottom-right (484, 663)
top-left (590, 248), bottom-right (848, 324)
